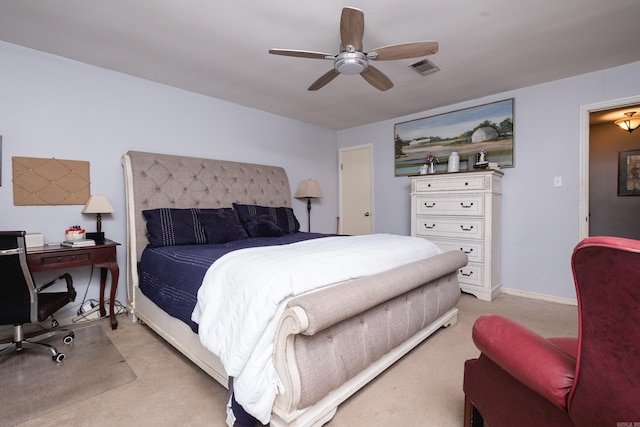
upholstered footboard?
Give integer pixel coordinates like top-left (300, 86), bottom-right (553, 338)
top-left (271, 250), bottom-right (468, 427)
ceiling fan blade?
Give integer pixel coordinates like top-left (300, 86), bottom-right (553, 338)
top-left (340, 7), bottom-right (364, 51)
top-left (308, 69), bottom-right (340, 91)
top-left (361, 65), bottom-right (394, 91)
top-left (368, 41), bottom-right (439, 61)
top-left (269, 49), bottom-right (333, 60)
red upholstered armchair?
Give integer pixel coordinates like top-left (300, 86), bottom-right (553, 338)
top-left (463, 236), bottom-right (640, 427)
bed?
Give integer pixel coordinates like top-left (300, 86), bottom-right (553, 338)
top-left (121, 150), bottom-right (468, 426)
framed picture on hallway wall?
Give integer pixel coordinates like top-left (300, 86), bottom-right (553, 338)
top-left (618, 149), bottom-right (640, 196)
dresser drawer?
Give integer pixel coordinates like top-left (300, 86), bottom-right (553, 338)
top-left (429, 238), bottom-right (484, 263)
top-left (413, 174), bottom-right (487, 192)
top-left (416, 194), bottom-right (484, 216)
top-left (458, 263), bottom-right (483, 287)
top-left (416, 217), bottom-right (484, 240)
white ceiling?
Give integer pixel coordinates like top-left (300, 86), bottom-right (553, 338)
top-left (1, 1), bottom-right (640, 130)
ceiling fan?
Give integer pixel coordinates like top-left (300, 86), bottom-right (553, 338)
top-left (269, 7), bottom-right (438, 91)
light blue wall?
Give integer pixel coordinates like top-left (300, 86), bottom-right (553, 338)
top-left (338, 60), bottom-right (640, 300)
top-left (2, 39), bottom-right (639, 313)
top-left (0, 41), bottom-right (338, 318)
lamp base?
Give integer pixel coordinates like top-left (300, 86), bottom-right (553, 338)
top-left (86, 232), bottom-right (105, 244)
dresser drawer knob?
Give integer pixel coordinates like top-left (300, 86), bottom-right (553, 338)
top-left (461, 248), bottom-right (474, 254)
top-left (460, 269), bottom-right (474, 277)
top-left (460, 202), bottom-right (474, 208)
top-left (424, 202), bottom-right (436, 208)
top-left (465, 182), bottom-right (469, 186)
top-left (423, 223), bottom-right (436, 229)
top-left (460, 225), bottom-right (474, 231)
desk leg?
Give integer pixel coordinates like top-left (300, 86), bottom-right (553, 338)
top-left (99, 268), bottom-right (107, 318)
top-left (98, 262), bottom-right (120, 330)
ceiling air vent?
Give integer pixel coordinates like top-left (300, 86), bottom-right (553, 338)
top-left (410, 58), bottom-right (440, 76)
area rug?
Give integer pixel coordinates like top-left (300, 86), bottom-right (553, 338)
top-left (0, 324), bottom-right (137, 426)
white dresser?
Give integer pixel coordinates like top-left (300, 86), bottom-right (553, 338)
top-left (410, 170), bottom-right (502, 301)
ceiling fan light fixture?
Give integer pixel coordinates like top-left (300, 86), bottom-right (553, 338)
top-left (269, 7), bottom-right (438, 90)
top-left (334, 51), bottom-right (368, 75)
top-left (614, 111), bottom-right (640, 133)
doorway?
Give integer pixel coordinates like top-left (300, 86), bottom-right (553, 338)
top-left (339, 144), bottom-right (373, 235)
top-left (579, 95), bottom-right (640, 239)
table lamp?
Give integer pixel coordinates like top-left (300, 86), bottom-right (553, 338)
top-left (294, 179), bottom-right (323, 232)
top-left (82, 195), bottom-right (115, 243)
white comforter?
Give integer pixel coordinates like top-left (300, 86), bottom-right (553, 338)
top-left (191, 234), bottom-right (442, 423)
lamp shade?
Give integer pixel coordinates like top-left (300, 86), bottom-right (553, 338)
top-left (81, 195), bottom-right (115, 214)
top-left (294, 179), bottom-right (324, 199)
top-left (614, 111), bottom-right (640, 133)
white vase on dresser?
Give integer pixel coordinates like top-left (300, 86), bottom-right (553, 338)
top-left (410, 170), bottom-right (502, 301)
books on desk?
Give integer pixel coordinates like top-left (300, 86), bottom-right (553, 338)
top-left (61, 238), bottom-right (96, 247)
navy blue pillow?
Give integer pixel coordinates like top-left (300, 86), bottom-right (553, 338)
top-left (242, 215), bottom-right (285, 238)
top-left (196, 209), bottom-right (249, 244)
top-left (233, 203), bottom-right (300, 234)
top-left (143, 208), bottom-right (209, 247)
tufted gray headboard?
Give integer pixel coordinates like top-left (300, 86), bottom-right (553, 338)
top-left (122, 151), bottom-right (293, 263)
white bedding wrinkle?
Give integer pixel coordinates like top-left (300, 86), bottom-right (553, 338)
top-left (191, 233), bottom-right (442, 423)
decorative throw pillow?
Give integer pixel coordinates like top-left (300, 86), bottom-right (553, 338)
top-left (242, 215), bottom-right (285, 238)
top-left (143, 208), bottom-right (209, 247)
top-left (233, 203), bottom-right (300, 234)
top-left (196, 208), bottom-right (249, 244)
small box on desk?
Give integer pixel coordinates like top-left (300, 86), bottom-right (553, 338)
top-left (86, 232), bottom-right (105, 244)
top-left (25, 232), bottom-right (44, 248)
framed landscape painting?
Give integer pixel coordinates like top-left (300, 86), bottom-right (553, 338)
top-left (394, 99), bottom-right (514, 176)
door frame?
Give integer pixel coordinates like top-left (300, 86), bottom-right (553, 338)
top-left (578, 94), bottom-right (640, 239)
top-left (338, 143), bottom-right (374, 234)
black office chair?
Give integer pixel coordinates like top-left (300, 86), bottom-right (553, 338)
top-left (0, 231), bottom-right (77, 362)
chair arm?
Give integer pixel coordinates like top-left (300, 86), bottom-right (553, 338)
top-left (38, 273), bottom-right (76, 302)
top-left (472, 315), bottom-right (576, 410)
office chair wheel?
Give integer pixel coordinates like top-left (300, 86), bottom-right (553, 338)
top-left (53, 353), bottom-right (66, 363)
top-left (63, 334), bottom-right (74, 344)
top-left (51, 319), bottom-right (59, 328)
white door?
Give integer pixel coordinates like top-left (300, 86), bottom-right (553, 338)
top-left (340, 145), bottom-right (372, 235)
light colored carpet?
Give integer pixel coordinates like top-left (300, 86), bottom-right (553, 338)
top-left (7, 293), bottom-right (578, 426)
top-left (328, 292), bottom-right (578, 426)
top-left (0, 324), bottom-right (137, 426)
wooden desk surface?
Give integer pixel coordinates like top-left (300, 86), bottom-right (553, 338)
top-left (27, 239), bottom-right (119, 256)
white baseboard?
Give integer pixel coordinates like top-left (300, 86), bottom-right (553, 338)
top-left (501, 287), bottom-right (577, 306)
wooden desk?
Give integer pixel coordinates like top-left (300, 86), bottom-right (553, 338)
top-left (27, 240), bottom-right (121, 329)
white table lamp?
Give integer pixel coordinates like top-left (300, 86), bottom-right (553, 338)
top-left (81, 195), bottom-right (115, 243)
